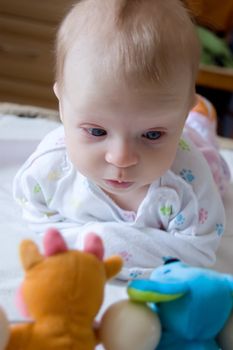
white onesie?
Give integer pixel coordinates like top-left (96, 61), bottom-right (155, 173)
top-left (13, 125), bottom-right (225, 280)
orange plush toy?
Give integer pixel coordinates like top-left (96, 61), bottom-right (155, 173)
top-left (4, 228), bottom-right (122, 350)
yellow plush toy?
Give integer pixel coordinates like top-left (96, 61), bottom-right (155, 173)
top-left (4, 228), bottom-right (122, 350)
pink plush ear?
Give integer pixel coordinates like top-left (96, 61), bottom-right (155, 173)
top-left (84, 233), bottom-right (104, 260)
top-left (43, 228), bottom-right (68, 257)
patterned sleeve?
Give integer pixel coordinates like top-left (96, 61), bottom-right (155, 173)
top-left (13, 154), bottom-right (63, 225)
top-left (169, 136), bottom-right (225, 246)
top-left (12, 142), bottom-right (80, 245)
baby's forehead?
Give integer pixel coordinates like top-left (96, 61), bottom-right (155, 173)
top-left (63, 53), bottom-right (191, 106)
top-left (62, 69), bottom-right (190, 123)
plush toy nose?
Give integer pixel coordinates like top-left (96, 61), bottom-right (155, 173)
top-left (163, 257), bottom-right (180, 265)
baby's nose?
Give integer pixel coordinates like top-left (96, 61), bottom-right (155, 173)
top-left (105, 140), bottom-right (139, 168)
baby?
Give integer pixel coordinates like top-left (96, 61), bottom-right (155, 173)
top-left (13, 0), bottom-right (230, 280)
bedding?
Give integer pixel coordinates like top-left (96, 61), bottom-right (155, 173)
top-left (0, 107), bottom-right (233, 336)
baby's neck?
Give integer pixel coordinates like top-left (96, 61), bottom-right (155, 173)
top-left (105, 185), bottom-right (149, 212)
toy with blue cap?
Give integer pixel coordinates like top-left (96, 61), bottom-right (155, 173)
top-left (126, 258), bottom-right (233, 350)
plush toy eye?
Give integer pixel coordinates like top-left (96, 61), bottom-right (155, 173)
top-left (163, 257), bottom-right (180, 265)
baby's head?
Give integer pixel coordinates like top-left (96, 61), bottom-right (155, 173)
top-left (54, 0), bottom-right (200, 207)
top-left (55, 0), bottom-right (199, 95)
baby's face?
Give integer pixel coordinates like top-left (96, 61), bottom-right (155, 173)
top-left (57, 59), bottom-right (192, 205)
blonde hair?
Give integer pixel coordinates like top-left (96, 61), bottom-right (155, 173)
top-left (55, 0), bottom-right (200, 95)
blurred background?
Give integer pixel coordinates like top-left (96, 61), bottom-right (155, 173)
top-left (186, 0), bottom-right (233, 138)
top-left (0, 0), bottom-right (233, 137)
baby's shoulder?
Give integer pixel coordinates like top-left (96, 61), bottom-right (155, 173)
top-left (172, 135), bottom-right (209, 174)
top-left (36, 125), bottom-right (66, 154)
top-left (18, 126), bottom-right (69, 178)
top-left (170, 134), bottom-right (217, 197)
top-left (13, 126), bottom-right (87, 201)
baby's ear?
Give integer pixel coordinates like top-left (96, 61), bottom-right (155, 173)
top-left (53, 82), bottom-right (59, 99)
top-left (53, 83), bottom-right (64, 123)
top-left (20, 240), bottom-right (43, 271)
top-left (193, 93), bottom-right (199, 107)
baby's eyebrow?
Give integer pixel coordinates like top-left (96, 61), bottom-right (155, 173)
top-left (78, 122), bottom-right (105, 126)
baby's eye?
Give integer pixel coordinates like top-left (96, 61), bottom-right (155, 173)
top-left (87, 128), bottom-right (107, 137)
top-left (142, 130), bottom-right (163, 141)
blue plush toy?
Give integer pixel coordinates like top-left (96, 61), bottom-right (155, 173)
top-left (128, 259), bottom-right (233, 350)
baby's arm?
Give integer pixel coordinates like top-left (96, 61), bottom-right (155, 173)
top-left (74, 217), bottom-right (221, 280)
top-left (13, 169), bottom-right (83, 248)
top-left (12, 138), bottom-right (85, 247)
top-left (13, 162), bottom-right (224, 280)
top-left (14, 157), bottom-right (213, 277)
top-left (75, 143), bottom-right (226, 280)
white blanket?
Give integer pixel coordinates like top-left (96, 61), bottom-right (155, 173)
top-left (0, 114), bottom-right (232, 325)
